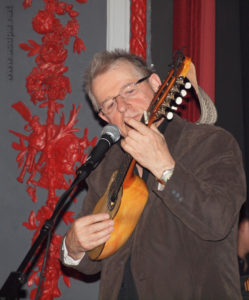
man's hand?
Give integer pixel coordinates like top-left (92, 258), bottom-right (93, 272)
top-left (65, 213), bottom-right (114, 260)
top-left (121, 118), bottom-right (175, 179)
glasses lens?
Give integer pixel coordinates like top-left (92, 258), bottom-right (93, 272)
top-left (100, 76), bottom-right (149, 115)
top-left (102, 98), bottom-right (116, 114)
top-left (121, 83), bottom-right (137, 99)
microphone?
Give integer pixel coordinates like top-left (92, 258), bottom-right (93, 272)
top-left (76, 124), bottom-right (120, 178)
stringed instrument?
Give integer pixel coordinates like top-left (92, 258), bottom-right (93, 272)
top-left (88, 52), bottom-right (192, 260)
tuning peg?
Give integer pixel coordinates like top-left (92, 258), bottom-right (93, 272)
top-left (166, 111), bottom-right (174, 120)
top-left (184, 78), bottom-right (192, 90)
top-left (180, 89), bottom-right (187, 97)
top-left (176, 77), bottom-right (192, 90)
top-left (175, 96), bottom-right (183, 105)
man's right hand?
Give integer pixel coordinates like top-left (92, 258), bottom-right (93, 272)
top-left (65, 213), bottom-right (114, 260)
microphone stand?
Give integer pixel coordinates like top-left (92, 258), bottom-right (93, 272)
top-left (0, 162), bottom-right (94, 300)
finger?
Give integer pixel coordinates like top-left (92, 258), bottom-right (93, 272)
top-left (150, 123), bottom-right (160, 134)
top-left (126, 128), bottom-right (143, 141)
top-left (88, 224), bottom-right (114, 242)
top-left (83, 224), bottom-right (114, 251)
top-left (125, 119), bottom-right (161, 143)
top-left (124, 118), bottom-right (149, 135)
top-left (86, 233), bottom-right (112, 251)
top-left (78, 213), bottom-right (111, 227)
top-left (121, 136), bottom-right (142, 155)
top-left (71, 219), bottom-right (114, 251)
top-left (87, 218), bottom-right (114, 235)
top-left (120, 138), bottom-right (134, 155)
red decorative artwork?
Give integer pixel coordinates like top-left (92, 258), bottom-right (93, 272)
top-left (10, 1), bottom-right (97, 299)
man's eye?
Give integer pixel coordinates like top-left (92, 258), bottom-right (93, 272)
top-left (105, 100), bottom-right (115, 111)
top-left (124, 87), bottom-right (136, 96)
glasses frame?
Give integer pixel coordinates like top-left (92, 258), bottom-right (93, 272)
top-left (98, 74), bottom-right (151, 115)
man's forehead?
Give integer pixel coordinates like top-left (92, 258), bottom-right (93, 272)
top-left (94, 62), bottom-right (140, 88)
top-left (92, 60), bottom-right (143, 102)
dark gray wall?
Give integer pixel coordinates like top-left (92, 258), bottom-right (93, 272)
top-left (150, 0), bottom-right (173, 79)
top-left (215, 0), bottom-right (245, 153)
top-left (215, 0), bottom-right (248, 200)
top-left (0, 0), bottom-right (106, 299)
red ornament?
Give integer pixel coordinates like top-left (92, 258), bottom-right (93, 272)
top-left (32, 10), bottom-right (56, 34)
top-left (40, 41), bottom-right (68, 63)
top-left (11, 1), bottom-right (90, 299)
top-left (130, 0), bottom-right (147, 59)
top-left (73, 37), bottom-right (86, 54)
top-left (23, 0), bottom-right (33, 9)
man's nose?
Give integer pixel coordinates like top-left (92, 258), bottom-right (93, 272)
top-left (116, 95), bottom-right (128, 113)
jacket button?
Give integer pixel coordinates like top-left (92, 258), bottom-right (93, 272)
top-left (171, 189), bottom-right (176, 195)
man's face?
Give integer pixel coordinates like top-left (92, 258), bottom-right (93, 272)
top-left (92, 61), bottom-right (161, 137)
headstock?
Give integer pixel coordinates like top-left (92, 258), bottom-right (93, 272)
top-left (145, 53), bottom-right (192, 126)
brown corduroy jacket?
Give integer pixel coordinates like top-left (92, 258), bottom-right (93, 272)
top-left (62, 114), bottom-right (246, 300)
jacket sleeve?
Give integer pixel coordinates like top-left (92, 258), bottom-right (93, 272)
top-left (60, 182), bottom-right (103, 275)
top-left (60, 144), bottom-right (123, 275)
top-left (154, 126), bottom-right (246, 241)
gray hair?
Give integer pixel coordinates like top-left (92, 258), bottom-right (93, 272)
top-left (84, 49), bottom-right (154, 112)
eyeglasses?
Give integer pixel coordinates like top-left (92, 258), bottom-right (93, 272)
top-left (98, 75), bottom-right (150, 115)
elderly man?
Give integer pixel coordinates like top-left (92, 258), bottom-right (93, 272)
top-left (61, 50), bottom-right (246, 300)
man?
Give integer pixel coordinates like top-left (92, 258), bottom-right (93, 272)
top-left (61, 50), bottom-right (246, 299)
top-left (238, 203), bottom-right (249, 299)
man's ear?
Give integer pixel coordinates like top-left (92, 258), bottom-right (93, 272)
top-left (148, 73), bottom-right (161, 93)
top-left (98, 111), bottom-right (109, 123)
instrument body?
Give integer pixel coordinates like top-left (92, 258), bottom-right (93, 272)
top-left (88, 53), bottom-right (191, 260)
top-left (89, 172), bottom-right (148, 260)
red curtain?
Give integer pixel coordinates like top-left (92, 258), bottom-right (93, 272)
top-left (173, 0), bottom-right (215, 122)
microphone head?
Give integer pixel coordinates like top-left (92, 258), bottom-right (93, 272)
top-left (101, 124), bottom-right (120, 143)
